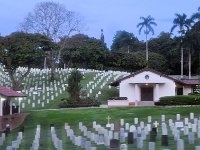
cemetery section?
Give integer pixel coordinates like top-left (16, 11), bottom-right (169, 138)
top-left (1, 111), bottom-right (200, 149)
top-left (0, 67), bottom-right (128, 111)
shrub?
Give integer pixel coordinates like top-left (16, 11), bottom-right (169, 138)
top-left (67, 69), bottom-right (83, 102)
top-left (59, 97), bottom-right (101, 108)
top-left (109, 97), bottom-right (127, 100)
top-left (155, 95), bottom-right (200, 106)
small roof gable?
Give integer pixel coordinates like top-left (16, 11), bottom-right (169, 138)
top-left (0, 87), bottom-right (26, 97)
top-left (110, 68), bottom-right (185, 86)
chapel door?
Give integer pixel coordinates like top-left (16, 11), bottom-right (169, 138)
top-left (141, 86), bottom-right (154, 101)
top-left (3, 100), bottom-right (10, 115)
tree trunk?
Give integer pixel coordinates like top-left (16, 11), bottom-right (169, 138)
top-left (50, 51), bottom-right (56, 81)
top-left (181, 46), bottom-right (184, 79)
top-left (44, 56), bottom-right (47, 69)
top-left (180, 29), bottom-right (184, 79)
top-left (188, 48), bottom-right (191, 79)
top-left (145, 33), bottom-right (148, 67)
top-left (9, 67), bottom-right (31, 90)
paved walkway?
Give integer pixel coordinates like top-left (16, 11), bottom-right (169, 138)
top-left (31, 105), bottom-right (108, 111)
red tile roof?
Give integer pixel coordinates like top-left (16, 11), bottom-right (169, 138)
top-left (181, 79), bottom-right (200, 85)
top-left (0, 87), bottom-right (26, 97)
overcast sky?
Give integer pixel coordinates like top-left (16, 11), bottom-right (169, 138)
top-left (0, 0), bottom-right (199, 48)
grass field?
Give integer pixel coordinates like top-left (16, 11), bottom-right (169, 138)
top-left (1, 106), bottom-right (200, 149)
top-left (1, 68), bottom-right (200, 149)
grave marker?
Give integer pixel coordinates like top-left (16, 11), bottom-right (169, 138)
top-left (127, 132), bottom-right (133, 144)
top-left (109, 139), bottom-right (119, 149)
top-left (177, 139), bottom-right (184, 150)
top-left (188, 132), bottom-right (195, 144)
top-left (148, 142), bottom-right (155, 150)
top-left (106, 116), bottom-right (111, 128)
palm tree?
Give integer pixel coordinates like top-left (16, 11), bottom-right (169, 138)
top-left (171, 13), bottom-right (193, 79)
top-left (137, 15), bottom-right (157, 67)
top-left (184, 23), bottom-right (200, 79)
top-left (191, 7), bottom-right (200, 21)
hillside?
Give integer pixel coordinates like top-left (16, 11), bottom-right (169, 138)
top-left (0, 67), bottom-right (129, 111)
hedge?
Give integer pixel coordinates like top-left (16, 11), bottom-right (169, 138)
top-left (155, 95), bottom-right (200, 106)
top-left (59, 97), bottom-right (101, 108)
top-left (109, 97), bottom-right (127, 100)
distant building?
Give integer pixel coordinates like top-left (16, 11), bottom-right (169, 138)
top-left (108, 68), bottom-right (200, 107)
top-left (0, 87), bottom-right (26, 131)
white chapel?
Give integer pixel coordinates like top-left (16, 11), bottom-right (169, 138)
top-left (108, 68), bottom-right (200, 107)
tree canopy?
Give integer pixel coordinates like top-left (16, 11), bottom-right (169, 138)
top-left (61, 34), bottom-right (108, 70)
top-left (0, 32), bottom-right (54, 90)
top-left (20, 1), bottom-right (84, 40)
top-left (111, 30), bottom-right (143, 53)
top-left (171, 13), bottom-right (193, 35)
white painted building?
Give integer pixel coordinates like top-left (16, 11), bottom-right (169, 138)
top-left (108, 68), bottom-right (200, 107)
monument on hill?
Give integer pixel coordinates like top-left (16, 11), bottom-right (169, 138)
top-left (100, 29), bottom-right (104, 43)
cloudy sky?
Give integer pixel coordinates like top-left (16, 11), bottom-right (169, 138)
top-left (0, 0), bottom-right (199, 48)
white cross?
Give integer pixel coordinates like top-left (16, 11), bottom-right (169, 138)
top-left (106, 116), bottom-right (111, 124)
top-left (153, 121), bottom-right (159, 128)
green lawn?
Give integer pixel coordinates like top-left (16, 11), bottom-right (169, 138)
top-left (1, 106), bottom-right (200, 149)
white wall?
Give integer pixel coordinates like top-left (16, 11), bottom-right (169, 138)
top-left (183, 86), bottom-right (192, 95)
top-left (119, 71), bottom-right (176, 102)
top-left (119, 83), bottom-right (135, 102)
top-left (108, 100), bottom-right (129, 107)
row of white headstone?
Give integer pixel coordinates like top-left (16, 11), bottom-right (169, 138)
top-left (6, 132), bottom-right (23, 150)
top-left (65, 123), bottom-right (97, 150)
top-left (30, 125), bottom-right (41, 150)
top-left (0, 133), bottom-right (5, 146)
top-left (0, 66), bottom-right (129, 110)
top-left (63, 113), bottom-right (200, 150)
top-left (51, 126), bottom-right (63, 150)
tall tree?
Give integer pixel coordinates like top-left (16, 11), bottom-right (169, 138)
top-left (183, 22), bottom-right (200, 77)
top-left (191, 7), bottom-right (200, 21)
top-left (0, 32), bottom-right (53, 90)
top-left (137, 15), bottom-right (157, 66)
top-left (61, 34), bottom-right (108, 70)
top-left (20, 1), bottom-right (84, 80)
top-left (171, 13), bottom-right (193, 78)
top-left (148, 32), bottom-right (179, 74)
top-left (67, 70), bottom-right (83, 102)
top-left (20, 1), bottom-right (83, 40)
top-left (111, 30), bottom-right (143, 53)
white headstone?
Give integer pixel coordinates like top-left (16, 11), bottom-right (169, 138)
top-left (147, 116), bottom-right (152, 123)
top-left (190, 113), bottom-right (194, 120)
top-left (161, 115), bottom-right (165, 122)
top-left (176, 114), bottom-right (181, 121)
top-left (184, 118), bottom-right (189, 125)
top-left (134, 118), bottom-right (138, 124)
top-left (177, 139), bottom-right (184, 150)
top-left (120, 119), bottom-right (124, 126)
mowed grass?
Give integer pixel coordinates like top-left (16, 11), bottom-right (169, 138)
top-left (1, 106), bottom-right (200, 149)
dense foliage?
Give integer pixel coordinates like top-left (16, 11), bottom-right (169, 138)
top-left (111, 30), bottom-right (143, 52)
top-left (59, 97), bottom-right (101, 108)
top-left (59, 69), bottom-right (101, 108)
top-left (61, 34), bottom-right (108, 70)
top-left (155, 95), bottom-right (200, 106)
top-left (0, 32), bottom-right (53, 90)
top-left (1, 7), bottom-right (200, 76)
top-left (67, 69), bottom-right (83, 102)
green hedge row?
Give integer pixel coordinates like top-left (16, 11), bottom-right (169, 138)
top-left (109, 97), bottom-right (127, 100)
top-left (59, 97), bottom-right (101, 108)
top-left (155, 95), bottom-right (200, 106)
